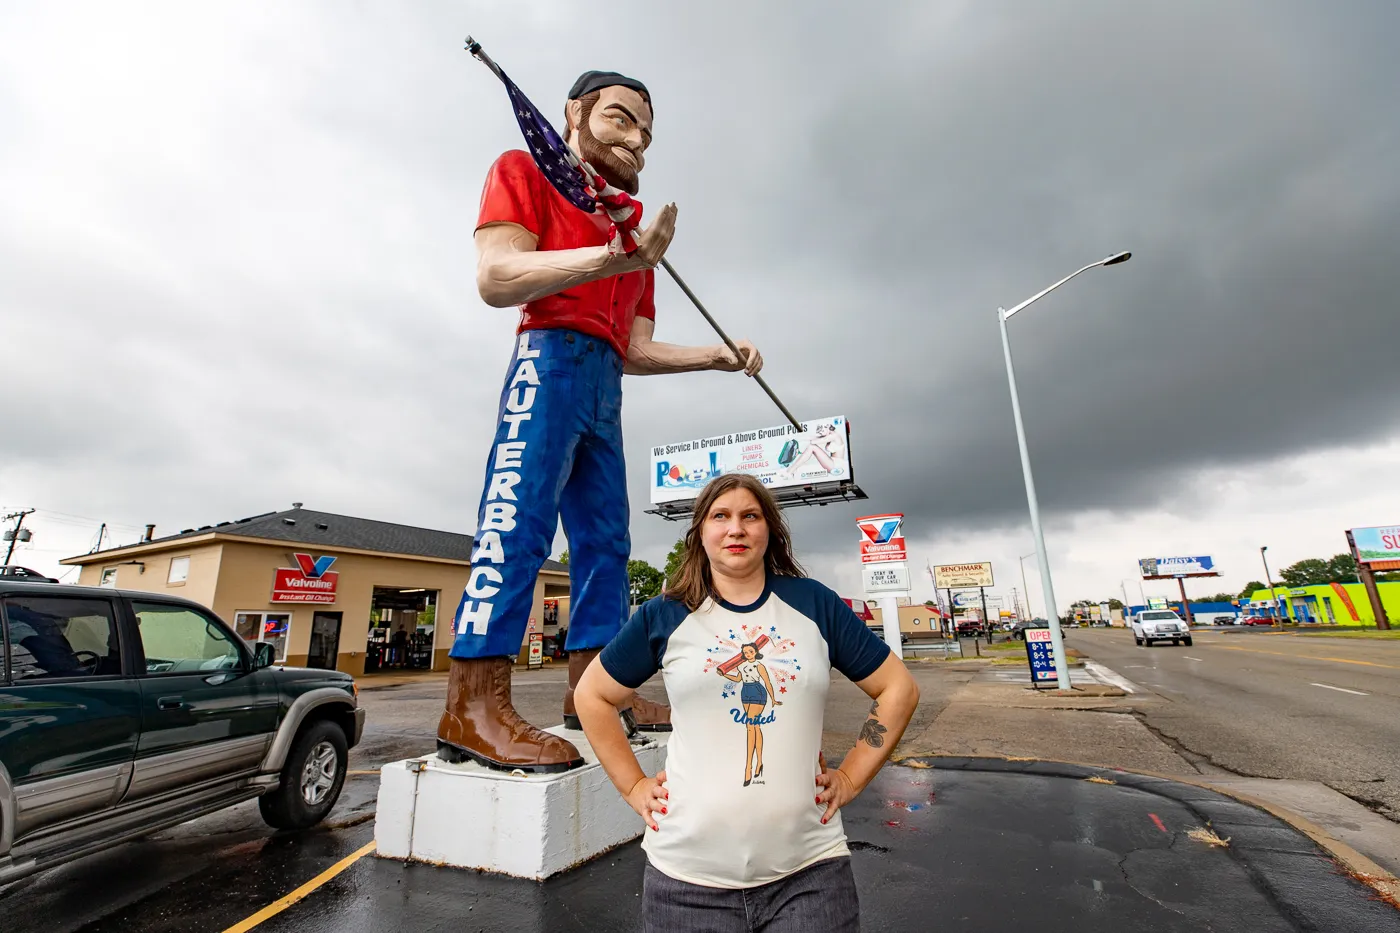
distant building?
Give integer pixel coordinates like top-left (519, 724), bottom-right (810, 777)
top-left (1243, 582), bottom-right (1399, 625)
top-left (61, 506), bottom-right (569, 675)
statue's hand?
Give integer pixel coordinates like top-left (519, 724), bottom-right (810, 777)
top-left (630, 202), bottom-right (677, 268)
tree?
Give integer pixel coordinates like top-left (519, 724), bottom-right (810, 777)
top-left (558, 550), bottom-right (569, 565)
top-left (1200, 592), bottom-right (1238, 603)
top-left (1279, 558), bottom-right (1331, 588)
top-left (663, 537), bottom-right (686, 584)
top-left (1239, 580), bottom-right (1266, 599)
top-left (628, 559), bottom-right (664, 604)
top-left (1279, 553), bottom-right (1365, 588)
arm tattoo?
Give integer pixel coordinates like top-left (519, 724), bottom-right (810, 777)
top-left (859, 699), bottom-right (887, 748)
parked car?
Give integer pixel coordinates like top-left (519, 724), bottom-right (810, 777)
top-left (0, 580), bottom-right (365, 885)
top-left (954, 620), bottom-right (984, 637)
top-left (1010, 619), bottom-right (1050, 640)
top-left (1131, 609), bottom-right (1193, 647)
top-left (0, 565), bottom-right (58, 583)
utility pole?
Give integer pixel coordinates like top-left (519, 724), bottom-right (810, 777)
top-left (3, 509), bottom-right (36, 565)
top-left (1260, 546), bottom-right (1282, 627)
top-left (1018, 552), bottom-right (1036, 619)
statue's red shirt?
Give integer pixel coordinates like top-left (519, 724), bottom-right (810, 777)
top-left (477, 149), bottom-right (655, 359)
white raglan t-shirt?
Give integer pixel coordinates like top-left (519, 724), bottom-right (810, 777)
top-left (600, 575), bottom-right (890, 889)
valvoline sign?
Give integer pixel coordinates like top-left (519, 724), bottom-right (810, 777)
top-left (272, 553), bottom-right (339, 604)
top-left (857, 513), bottom-right (907, 565)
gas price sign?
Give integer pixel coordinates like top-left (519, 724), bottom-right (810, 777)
top-left (1024, 628), bottom-right (1057, 686)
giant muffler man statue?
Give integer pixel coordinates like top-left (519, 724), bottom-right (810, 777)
top-left (439, 70), bottom-right (764, 772)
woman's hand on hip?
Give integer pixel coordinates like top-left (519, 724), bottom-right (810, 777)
top-left (814, 754), bottom-right (858, 824)
top-left (627, 770), bottom-right (669, 831)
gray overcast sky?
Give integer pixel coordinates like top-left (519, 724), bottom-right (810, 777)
top-left (3, 1), bottom-right (1398, 612)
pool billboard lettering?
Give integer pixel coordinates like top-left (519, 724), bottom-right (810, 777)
top-left (649, 416), bottom-right (851, 505)
top-left (1350, 525), bottom-right (1400, 564)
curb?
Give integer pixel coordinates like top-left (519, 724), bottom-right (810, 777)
top-left (892, 754), bottom-right (1400, 921)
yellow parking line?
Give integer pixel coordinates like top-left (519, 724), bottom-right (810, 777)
top-left (221, 840), bottom-right (376, 933)
top-left (1212, 645), bottom-right (1400, 670)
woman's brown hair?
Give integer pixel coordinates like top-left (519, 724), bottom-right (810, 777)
top-left (663, 473), bottom-right (805, 610)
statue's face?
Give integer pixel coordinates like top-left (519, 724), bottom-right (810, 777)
top-left (571, 85), bottom-right (652, 195)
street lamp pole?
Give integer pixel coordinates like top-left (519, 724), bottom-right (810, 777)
top-left (998, 252), bottom-right (1131, 689)
top-left (1260, 546), bottom-right (1281, 627)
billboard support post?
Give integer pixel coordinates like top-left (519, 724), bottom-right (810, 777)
top-left (1346, 530), bottom-right (1391, 631)
top-left (979, 587), bottom-right (991, 644)
top-left (1176, 578), bottom-right (1194, 626)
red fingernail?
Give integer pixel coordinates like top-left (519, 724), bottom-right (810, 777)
top-left (821, 817), bottom-right (828, 824)
top-left (815, 796), bottom-right (822, 804)
top-left (662, 808), bottom-right (668, 814)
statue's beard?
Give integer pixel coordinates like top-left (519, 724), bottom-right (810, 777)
top-left (577, 123), bottom-right (640, 196)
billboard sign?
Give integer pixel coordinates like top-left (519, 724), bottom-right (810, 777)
top-left (1138, 555), bottom-right (1218, 578)
top-left (272, 553), bottom-right (339, 603)
top-left (933, 562), bottom-right (994, 589)
top-left (649, 416), bottom-right (852, 505)
top-left (1147, 597), bottom-right (1168, 610)
top-left (1351, 525), bottom-right (1400, 566)
top-left (862, 562), bottom-right (910, 595)
top-left (857, 514), bottom-right (907, 564)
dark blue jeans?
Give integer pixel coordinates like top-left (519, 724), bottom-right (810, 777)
top-left (643, 856), bottom-right (860, 932)
top-left (449, 328), bottom-right (630, 658)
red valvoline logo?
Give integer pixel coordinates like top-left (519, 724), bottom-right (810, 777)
top-left (272, 553), bottom-right (339, 603)
top-left (857, 514), bottom-right (907, 565)
top-left (294, 553), bottom-right (337, 577)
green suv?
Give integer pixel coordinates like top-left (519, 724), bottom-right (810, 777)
top-left (0, 580), bottom-right (365, 885)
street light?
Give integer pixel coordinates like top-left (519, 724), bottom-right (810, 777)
top-left (1260, 545), bottom-right (1281, 627)
top-left (998, 251), bottom-right (1132, 688)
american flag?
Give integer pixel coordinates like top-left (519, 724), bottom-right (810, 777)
top-left (498, 68), bottom-right (642, 253)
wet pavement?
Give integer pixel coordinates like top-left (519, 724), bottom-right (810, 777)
top-left (3, 669), bottom-right (1397, 931)
top-left (10, 760), bottom-right (1393, 932)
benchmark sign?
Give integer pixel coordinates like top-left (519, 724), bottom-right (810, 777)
top-left (272, 553), bottom-right (339, 603)
top-left (933, 562), bottom-right (994, 589)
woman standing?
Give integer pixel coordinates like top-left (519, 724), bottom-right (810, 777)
top-left (720, 642), bottom-right (781, 785)
top-left (575, 474), bottom-right (920, 931)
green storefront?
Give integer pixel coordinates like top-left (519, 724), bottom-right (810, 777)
top-left (1244, 581), bottom-right (1400, 625)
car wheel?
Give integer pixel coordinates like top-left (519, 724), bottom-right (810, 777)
top-left (1134, 635), bottom-right (1143, 646)
top-left (1184, 637), bottom-right (1193, 647)
top-left (1172, 639), bottom-right (1180, 646)
top-left (260, 719), bottom-right (349, 831)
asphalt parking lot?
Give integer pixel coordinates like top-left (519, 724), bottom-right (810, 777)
top-left (3, 662), bottom-right (1397, 931)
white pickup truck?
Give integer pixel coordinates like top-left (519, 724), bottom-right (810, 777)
top-left (1131, 609), bottom-right (1193, 647)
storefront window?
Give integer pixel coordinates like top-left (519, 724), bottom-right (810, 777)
top-left (234, 611), bottom-right (291, 662)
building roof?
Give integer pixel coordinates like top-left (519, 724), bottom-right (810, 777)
top-left (64, 506), bottom-right (568, 573)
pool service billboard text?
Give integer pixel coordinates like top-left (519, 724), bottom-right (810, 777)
top-left (649, 416), bottom-right (851, 505)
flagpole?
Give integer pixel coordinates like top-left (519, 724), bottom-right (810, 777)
top-left (465, 36), bottom-right (804, 433)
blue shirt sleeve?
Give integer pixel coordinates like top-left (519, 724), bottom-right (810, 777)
top-left (599, 598), bottom-right (681, 689)
top-left (821, 585), bottom-right (891, 681)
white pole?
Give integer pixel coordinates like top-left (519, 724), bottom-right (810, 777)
top-left (878, 595), bottom-right (904, 658)
top-left (999, 307), bottom-right (1071, 688)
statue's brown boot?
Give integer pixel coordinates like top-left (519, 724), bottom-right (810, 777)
top-left (562, 648), bottom-right (601, 731)
top-left (562, 647), bottom-right (672, 733)
top-left (437, 657), bottom-right (583, 773)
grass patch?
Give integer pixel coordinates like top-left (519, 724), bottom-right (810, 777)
top-left (1186, 827), bottom-right (1231, 848)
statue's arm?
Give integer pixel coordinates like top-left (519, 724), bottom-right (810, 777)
top-left (475, 221), bottom-right (632, 308)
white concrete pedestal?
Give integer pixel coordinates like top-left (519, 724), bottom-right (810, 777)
top-left (374, 725), bottom-right (668, 880)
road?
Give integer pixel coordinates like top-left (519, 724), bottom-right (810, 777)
top-left (1071, 627), bottom-right (1400, 821)
top-left (0, 663), bottom-right (972, 932)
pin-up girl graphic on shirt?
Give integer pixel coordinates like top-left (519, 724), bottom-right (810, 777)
top-left (719, 643), bottom-right (781, 786)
